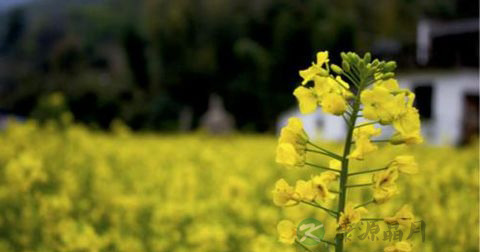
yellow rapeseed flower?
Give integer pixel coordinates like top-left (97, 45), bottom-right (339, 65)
top-left (279, 118), bottom-right (308, 145)
top-left (361, 86), bottom-right (405, 124)
top-left (389, 155), bottom-right (418, 174)
top-left (312, 173), bottom-right (337, 202)
top-left (391, 107), bottom-right (423, 145)
top-left (276, 143), bottom-right (304, 168)
top-left (293, 86), bottom-right (317, 114)
top-left (277, 220), bottom-right (297, 244)
top-left (373, 78), bottom-right (400, 91)
top-left (272, 179), bottom-right (297, 207)
top-left (337, 203), bottom-right (368, 233)
top-left (299, 51), bottom-right (329, 85)
top-left (384, 205), bottom-right (415, 228)
top-left (372, 169), bottom-right (399, 204)
top-left (349, 125), bottom-right (381, 160)
top-left (294, 180), bottom-right (316, 201)
top-left (321, 93), bottom-right (347, 115)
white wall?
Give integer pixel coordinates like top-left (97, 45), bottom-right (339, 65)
top-left (398, 69), bottom-right (479, 145)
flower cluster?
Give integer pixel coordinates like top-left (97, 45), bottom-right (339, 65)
top-left (294, 51), bottom-right (352, 115)
top-left (276, 118), bottom-right (309, 168)
top-left (274, 51), bottom-right (425, 252)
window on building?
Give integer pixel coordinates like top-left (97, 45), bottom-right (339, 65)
top-left (460, 94), bottom-right (479, 145)
top-left (413, 84), bottom-right (433, 120)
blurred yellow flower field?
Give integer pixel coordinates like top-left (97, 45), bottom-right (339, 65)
top-left (0, 121), bottom-right (477, 252)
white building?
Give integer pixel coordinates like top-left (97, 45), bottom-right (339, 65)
top-left (277, 69), bottom-right (479, 145)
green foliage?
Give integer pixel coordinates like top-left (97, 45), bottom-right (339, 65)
top-left (0, 0), bottom-right (474, 131)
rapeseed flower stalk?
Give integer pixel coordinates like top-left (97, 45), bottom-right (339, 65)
top-left (275, 51), bottom-right (424, 252)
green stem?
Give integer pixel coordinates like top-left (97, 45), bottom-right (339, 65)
top-left (355, 199), bottom-right (375, 209)
top-left (371, 139), bottom-right (390, 143)
top-left (307, 142), bottom-right (342, 159)
top-left (306, 149), bottom-right (342, 161)
top-left (345, 183), bottom-right (374, 188)
top-left (300, 200), bottom-right (339, 217)
top-left (354, 121), bottom-right (379, 128)
top-left (335, 67), bottom-right (366, 252)
top-left (305, 162), bottom-right (341, 173)
top-left (351, 139), bottom-right (390, 144)
top-left (348, 167), bottom-right (388, 177)
top-left (295, 240), bottom-right (313, 252)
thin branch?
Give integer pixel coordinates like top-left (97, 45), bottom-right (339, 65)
top-left (305, 162), bottom-right (341, 173)
top-left (306, 149), bottom-right (342, 161)
top-left (342, 72), bottom-right (359, 87)
top-left (345, 182), bottom-right (373, 188)
top-left (354, 121), bottom-right (379, 128)
top-left (300, 200), bottom-right (339, 217)
top-left (329, 189), bottom-right (340, 194)
top-left (351, 139), bottom-right (390, 144)
top-left (295, 240), bottom-right (313, 252)
top-left (354, 199), bottom-right (375, 209)
top-left (371, 139), bottom-right (390, 143)
top-left (348, 167), bottom-right (388, 177)
top-left (342, 114), bottom-right (349, 125)
top-left (306, 142), bottom-right (343, 159)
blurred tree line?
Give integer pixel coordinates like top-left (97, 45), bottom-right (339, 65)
top-left (0, 0), bottom-right (477, 131)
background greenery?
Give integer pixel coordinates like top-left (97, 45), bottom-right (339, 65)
top-left (0, 0), bottom-right (477, 131)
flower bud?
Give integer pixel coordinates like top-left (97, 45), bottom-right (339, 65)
top-left (384, 61), bottom-right (397, 72)
top-left (330, 64), bottom-right (343, 74)
top-left (382, 72), bottom-right (395, 79)
top-left (342, 61), bottom-right (351, 72)
top-left (363, 52), bottom-right (371, 63)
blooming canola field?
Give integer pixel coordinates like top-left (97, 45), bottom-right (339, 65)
top-left (0, 121), bottom-right (478, 251)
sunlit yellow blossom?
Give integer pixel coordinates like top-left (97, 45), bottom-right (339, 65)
top-left (272, 179), bottom-right (297, 207)
top-left (372, 169), bottom-right (399, 204)
top-left (361, 87), bottom-right (406, 124)
top-left (348, 135), bottom-right (378, 160)
top-left (384, 205), bottom-right (415, 228)
top-left (293, 86), bottom-right (317, 114)
top-left (348, 125), bottom-right (381, 160)
top-left (318, 171), bottom-right (339, 184)
top-left (276, 143), bottom-right (304, 168)
top-left (374, 78), bottom-right (400, 91)
top-left (312, 174), bottom-right (336, 202)
top-left (313, 76), bottom-right (349, 99)
top-left (391, 107), bottom-right (423, 145)
top-left (277, 220), bottom-right (297, 244)
top-left (384, 241), bottom-right (413, 252)
top-left (294, 180), bottom-right (316, 201)
top-left (277, 118), bottom-right (307, 169)
top-left (389, 155), bottom-right (418, 174)
top-left (299, 51), bottom-right (329, 84)
top-left (321, 93), bottom-right (347, 115)
top-left (279, 118), bottom-right (308, 145)
top-left (337, 203), bottom-right (368, 233)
